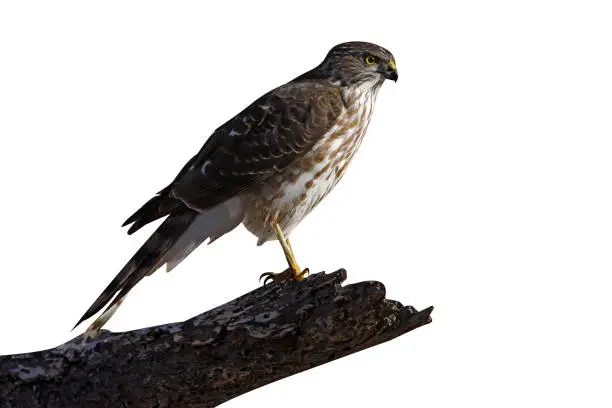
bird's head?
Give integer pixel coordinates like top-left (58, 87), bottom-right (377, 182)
top-left (316, 41), bottom-right (398, 86)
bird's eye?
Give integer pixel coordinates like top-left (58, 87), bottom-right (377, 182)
top-left (364, 55), bottom-right (378, 66)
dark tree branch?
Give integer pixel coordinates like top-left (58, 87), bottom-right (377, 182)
top-left (0, 270), bottom-right (433, 408)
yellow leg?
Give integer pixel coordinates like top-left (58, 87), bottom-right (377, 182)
top-left (260, 222), bottom-right (309, 284)
top-left (272, 222), bottom-right (301, 277)
top-left (285, 238), bottom-right (294, 254)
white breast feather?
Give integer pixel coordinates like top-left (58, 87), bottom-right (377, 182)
top-left (242, 80), bottom-right (382, 243)
top-left (279, 85), bottom-right (379, 232)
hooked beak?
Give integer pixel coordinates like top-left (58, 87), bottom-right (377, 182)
top-left (385, 60), bottom-right (398, 82)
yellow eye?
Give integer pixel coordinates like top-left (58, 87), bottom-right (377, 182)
top-left (364, 55), bottom-right (378, 65)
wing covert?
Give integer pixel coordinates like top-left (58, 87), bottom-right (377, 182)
top-left (169, 82), bottom-right (344, 211)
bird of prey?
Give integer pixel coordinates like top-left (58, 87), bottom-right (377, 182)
top-left (75, 41), bottom-right (398, 336)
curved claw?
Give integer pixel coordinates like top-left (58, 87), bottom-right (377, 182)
top-left (259, 267), bottom-right (309, 286)
top-left (259, 272), bottom-right (275, 286)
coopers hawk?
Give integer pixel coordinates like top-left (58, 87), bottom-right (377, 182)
top-left (76, 41), bottom-right (398, 335)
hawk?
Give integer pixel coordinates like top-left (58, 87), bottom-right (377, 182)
top-left (76, 41), bottom-right (398, 335)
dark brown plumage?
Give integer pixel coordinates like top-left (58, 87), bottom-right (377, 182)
top-left (76, 42), bottom-right (398, 334)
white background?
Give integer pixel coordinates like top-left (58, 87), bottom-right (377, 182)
top-left (1, 1), bottom-right (611, 407)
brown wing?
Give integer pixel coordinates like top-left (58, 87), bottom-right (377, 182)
top-left (123, 81), bottom-right (344, 233)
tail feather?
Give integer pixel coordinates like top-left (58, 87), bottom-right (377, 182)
top-left (74, 209), bottom-right (198, 330)
top-left (74, 197), bottom-right (244, 332)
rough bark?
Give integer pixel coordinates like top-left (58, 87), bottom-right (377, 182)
top-left (0, 269), bottom-right (433, 408)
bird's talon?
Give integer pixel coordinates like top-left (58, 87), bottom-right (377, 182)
top-left (259, 272), bottom-right (277, 286)
top-left (259, 267), bottom-right (308, 285)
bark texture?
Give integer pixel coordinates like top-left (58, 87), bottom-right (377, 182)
top-left (0, 270), bottom-right (433, 408)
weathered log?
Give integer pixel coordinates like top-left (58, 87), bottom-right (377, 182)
top-left (0, 269), bottom-right (433, 408)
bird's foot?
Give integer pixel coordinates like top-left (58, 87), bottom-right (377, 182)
top-left (260, 267), bottom-right (309, 286)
